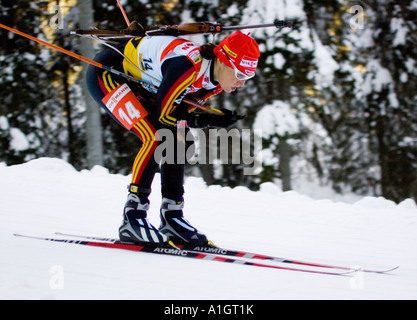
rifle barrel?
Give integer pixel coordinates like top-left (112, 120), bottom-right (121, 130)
top-left (221, 20), bottom-right (292, 31)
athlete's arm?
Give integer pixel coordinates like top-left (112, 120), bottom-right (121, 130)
top-left (156, 56), bottom-right (196, 127)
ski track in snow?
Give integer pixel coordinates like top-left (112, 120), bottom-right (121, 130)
top-left (1, 158), bottom-right (416, 300)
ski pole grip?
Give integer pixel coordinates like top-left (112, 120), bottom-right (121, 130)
top-left (274, 19), bottom-right (293, 29)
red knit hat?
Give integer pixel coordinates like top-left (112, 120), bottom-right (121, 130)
top-left (213, 31), bottom-right (260, 79)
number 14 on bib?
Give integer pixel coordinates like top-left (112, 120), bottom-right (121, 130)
top-left (102, 83), bottom-right (148, 130)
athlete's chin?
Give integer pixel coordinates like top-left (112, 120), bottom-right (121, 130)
top-left (224, 87), bottom-right (236, 93)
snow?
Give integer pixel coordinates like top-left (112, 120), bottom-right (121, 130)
top-left (254, 101), bottom-right (299, 137)
top-left (0, 157), bottom-right (416, 300)
top-left (390, 17), bottom-right (408, 47)
top-left (311, 30), bottom-right (339, 87)
top-left (9, 128), bottom-right (30, 152)
top-left (0, 116), bottom-right (9, 130)
top-left (364, 59), bottom-right (393, 94)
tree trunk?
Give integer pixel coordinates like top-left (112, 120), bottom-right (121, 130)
top-left (279, 137), bottom-right (292, 191)
top-left (77, 0), bottom-right (103, 168)
top-left (62, 67), bottom-right (77, 166)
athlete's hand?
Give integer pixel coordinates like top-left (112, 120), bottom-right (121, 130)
top-left (173, 107), bottom-right (245, 129)
top-left (203, 109), bottom-right (246, 128)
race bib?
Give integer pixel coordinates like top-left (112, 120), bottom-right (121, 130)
top-left (102, 84), bottom-right (148, 130)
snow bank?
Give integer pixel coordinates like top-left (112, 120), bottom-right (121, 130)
top-left (1, 158), bottom-right (416, 300)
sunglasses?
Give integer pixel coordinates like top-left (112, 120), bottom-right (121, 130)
top-left (222, 47), bottom-right (255, 81)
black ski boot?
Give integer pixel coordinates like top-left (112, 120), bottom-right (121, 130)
top-left (159, 197), bottom-right (208, 245)
top-left (119, 192), bottom-right (168, 245)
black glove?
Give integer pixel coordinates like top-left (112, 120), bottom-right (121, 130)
top-left (188, 109), bottom-right (246, 129)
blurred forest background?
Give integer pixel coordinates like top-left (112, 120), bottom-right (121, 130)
top-left (1, 0), bottom-right (416, 203)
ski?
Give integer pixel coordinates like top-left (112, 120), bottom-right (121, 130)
top-left (54, 232), bottom-right (399, 274)
top-left (14, 233), bottom-right (354, 276)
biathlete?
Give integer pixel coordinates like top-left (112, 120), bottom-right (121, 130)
top-left (86, 31), bottom-right (260, 246)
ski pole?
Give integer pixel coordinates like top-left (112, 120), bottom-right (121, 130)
top-left (0, 23), bottom-right (104, 69)
top-left (0, 23), bottom-right (222, 115)
top-left (116, 0), bottom-right (131, 26)
top-left (0, 23), bottom-right (142, 83)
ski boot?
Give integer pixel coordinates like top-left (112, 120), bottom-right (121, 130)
top-left (159, 197), bottom-right (208, 246)
top-left (119, 190), bottom-right (168, 245)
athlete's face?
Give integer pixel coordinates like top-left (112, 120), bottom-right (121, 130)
top-left (214, 60), bottom-right (246, 93)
